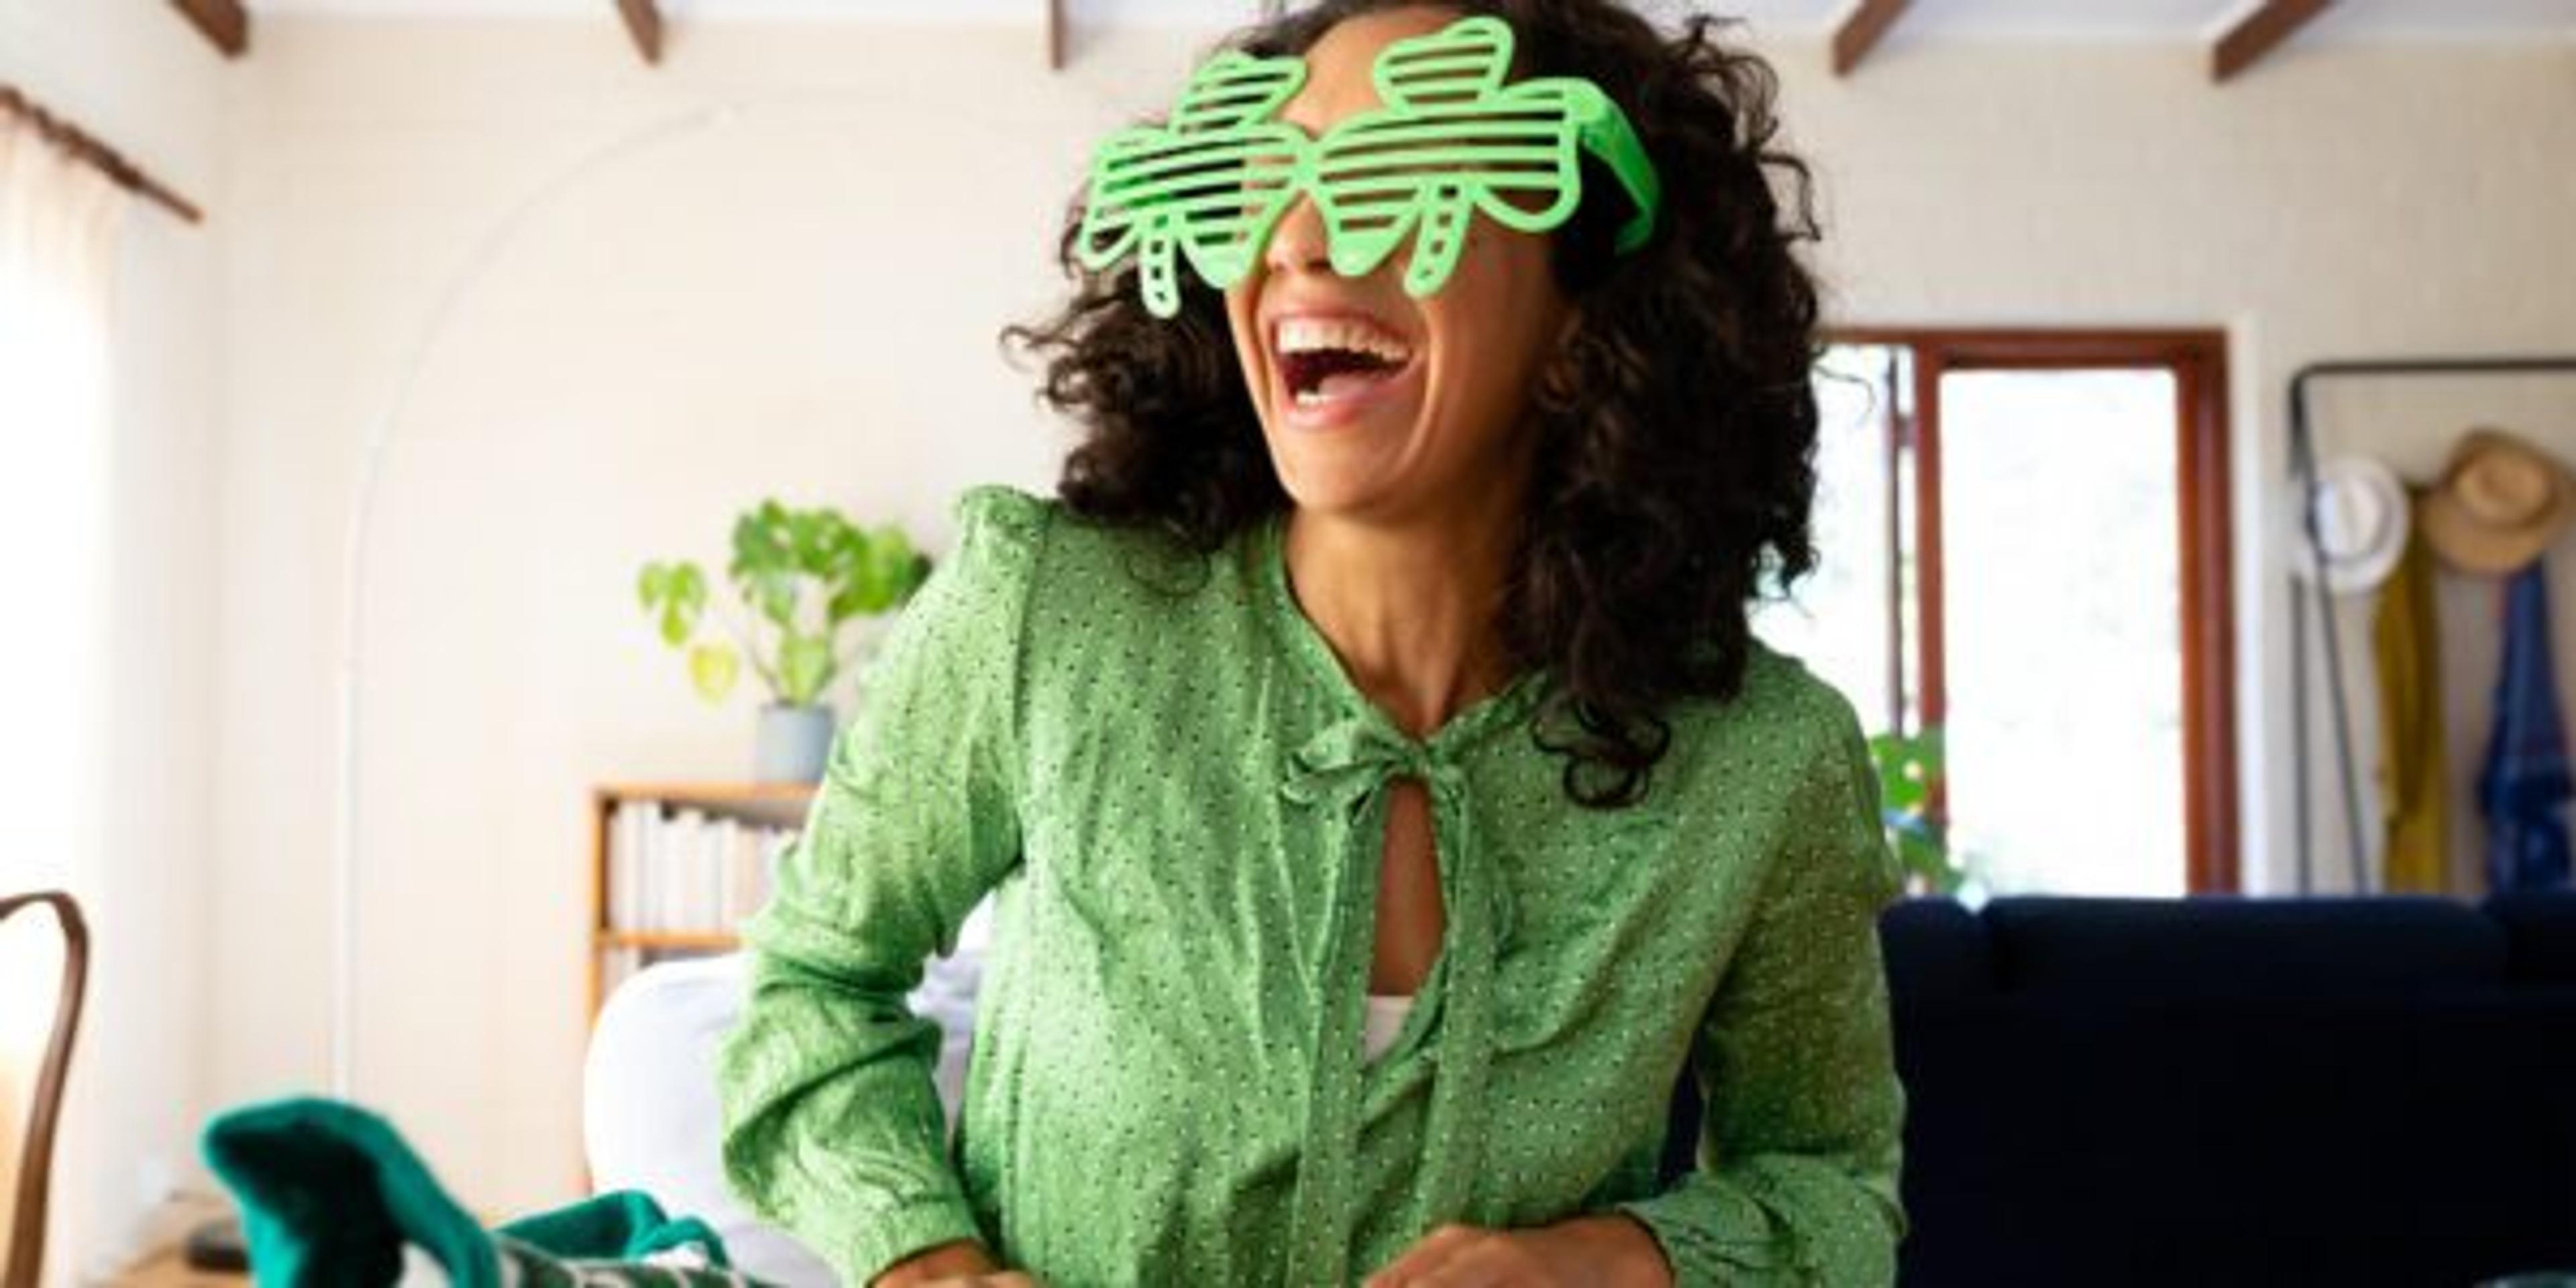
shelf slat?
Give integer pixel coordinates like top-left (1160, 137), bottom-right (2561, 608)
top-left (593, 781), bottom-right (816, 802)
top-left (596, 929), bottom-right (741, 950)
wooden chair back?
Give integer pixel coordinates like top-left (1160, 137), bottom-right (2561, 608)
top-left (1, 892), bottom-right (88, 1288)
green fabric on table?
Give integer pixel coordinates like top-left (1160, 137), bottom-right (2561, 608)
top-left (716, 484), bottom-right (1909, 1287)
top-left (201, 1095), bottom-right (761, 1287)
top-left (496, 1189), bottom-right (731, 1269)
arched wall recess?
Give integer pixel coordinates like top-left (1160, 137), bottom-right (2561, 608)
top-left (329, 93), bottom-right (1066, 1120)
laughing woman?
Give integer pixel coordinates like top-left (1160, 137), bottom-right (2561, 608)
top-left (716, 2), bottom-right (1907, 1285)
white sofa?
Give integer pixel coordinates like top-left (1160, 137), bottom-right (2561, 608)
top-left (582, 904), bottom-right (991, 1287)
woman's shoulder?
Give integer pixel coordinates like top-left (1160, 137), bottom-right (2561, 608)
top-left (945, 482), bottom-right (1240, 613)
top-left (1652, 637), bottom-right (1873, 802)
top-left (949, 482), bottom-right (1057, 551)
top-left (919, 484), bottom-right (1057, 617)
top-left (1656, 641), bottom-right (1894, 891)
top-left (1674, 636), bottom-right (1870, 745)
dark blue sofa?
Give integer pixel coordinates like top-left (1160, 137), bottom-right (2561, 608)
top-left (1859, 892), bottom-right (2576, 1287)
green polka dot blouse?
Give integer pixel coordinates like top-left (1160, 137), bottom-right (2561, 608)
top-left (716, 484), bottom-right (1909, 1287)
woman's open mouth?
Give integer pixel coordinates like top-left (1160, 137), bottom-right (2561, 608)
top-left (1271, 314), bottom-right (1420, 426)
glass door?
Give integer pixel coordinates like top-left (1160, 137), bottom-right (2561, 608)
top-left (1756, 330), bottom-right (2236, 896)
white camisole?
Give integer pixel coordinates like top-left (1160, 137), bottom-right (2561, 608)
top-left (1362, 993), bottom-right (1416, 1063)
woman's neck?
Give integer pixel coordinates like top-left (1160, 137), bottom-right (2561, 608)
top-left (1282, 501), bottom-right (1521, 741)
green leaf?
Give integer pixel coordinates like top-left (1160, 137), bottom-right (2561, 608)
top-left (779, 634), bottom-right (834, 705)
top-left (729, 502), bottom-right (794, 582)
top-left (783, 511), bottom-right (816, 572)
top-left (824, 527), bottom-right (930, 623)
top-left (689, 643), bottom-right (741, 703)
top-left (791, 510), bottom-right (851, 577)
top-left (1883, 773), bottom-right (1927, 816)
top-left (651, 563), bottom-right (706, 647)
top-left (820, 531), bottom-right (863, 623)
top-left (743, 570), bottom-right (796, 628)
top-left (823, 529), bottom-right (881, 621)
top-left (826, 571), bottom-right (870, 627)
top-left (823, 519), bottom-right (868, 590)
top-left (1868, 722), bottom-right (1962, 893)
top-left (660, 500), bottom-right (930, 704)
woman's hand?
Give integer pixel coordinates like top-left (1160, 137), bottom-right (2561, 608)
top-left (1364, 1214), bottom-right (1674, 1287)
top-left (867, 1239), bottom-right (1038, 1287)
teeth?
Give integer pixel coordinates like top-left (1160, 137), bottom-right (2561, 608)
top-left (1275, 316), bottom-right (1412, 364)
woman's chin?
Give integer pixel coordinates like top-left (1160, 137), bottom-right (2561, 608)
top-left (1270, 418), bottom-right (1424, 515)
top-left (1260, 357), bottom-right (1435, 515)
top-left (1274, 455), bottom-right (1436, 521)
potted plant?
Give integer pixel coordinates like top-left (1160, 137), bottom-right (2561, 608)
top-left (637, 498), bottom-right (932, 782)
top-left (1868, 724), bottom-right (1972, 896)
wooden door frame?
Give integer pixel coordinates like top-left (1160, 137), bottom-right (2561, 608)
top-left (1825, 326), bottom-right (2240, 893)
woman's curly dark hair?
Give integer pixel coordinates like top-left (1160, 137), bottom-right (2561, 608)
top-left (1004, 0), bottom-right (1827, 808)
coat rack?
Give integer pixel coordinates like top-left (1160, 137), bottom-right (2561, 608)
top-left (2287, 354), bottom-right (2576, 896)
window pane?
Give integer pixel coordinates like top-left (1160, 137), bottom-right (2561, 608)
top-left (1756, 344), bottom-right (1901, 733)
top-left (1939, 368), bottom-right (2182, 896)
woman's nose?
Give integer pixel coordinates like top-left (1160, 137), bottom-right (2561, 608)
top-left (1263, 192), bottom-right (1332, 276)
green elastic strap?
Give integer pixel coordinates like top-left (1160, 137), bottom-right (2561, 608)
top-left (1078, 14), bottom-right (1663, 317)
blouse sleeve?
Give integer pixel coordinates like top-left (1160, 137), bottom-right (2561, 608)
top-left (1613, 688), bottom-right (1911, 1286)
top-left (714, 484), bottom-right (1049, 1285)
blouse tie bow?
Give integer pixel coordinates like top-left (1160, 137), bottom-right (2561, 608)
top-left (1279, 711), bottom-right (1513, 1285)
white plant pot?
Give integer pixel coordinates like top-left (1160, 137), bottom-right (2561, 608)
top-left (753, 702), bottom-right (835, 784)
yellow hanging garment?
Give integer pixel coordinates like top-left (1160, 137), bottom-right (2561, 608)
top-left (2373, 493), bottom-right (2451, 894)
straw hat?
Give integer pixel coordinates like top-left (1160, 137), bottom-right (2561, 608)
top-left (2288, 455), bottom-right (2409, 592)
top-left (2420, 427), bottom-right (2576, 575)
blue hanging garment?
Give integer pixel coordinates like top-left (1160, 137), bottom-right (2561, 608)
top-left (2476, 559), bottom-right (2575, 892)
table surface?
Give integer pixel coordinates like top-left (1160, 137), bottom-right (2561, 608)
top-left (105, 1248), bottom-right (247, 1288)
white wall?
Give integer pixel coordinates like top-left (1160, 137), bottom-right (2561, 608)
top-left (1782, 32), bottom-right (2576, 902)
top-left (0, 0), bottom-right (225, 1281)
top-left (210, 11), bottom-right (1175, 1228)
top-left (121, 1), bottom-right (2576, 1235)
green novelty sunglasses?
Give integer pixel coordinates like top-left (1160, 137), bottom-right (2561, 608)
top-left (1076, 15), bottom-right (1664, 318)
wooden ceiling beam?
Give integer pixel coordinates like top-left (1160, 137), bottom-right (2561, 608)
top-left (0, 85), bottom-right (204, 223)
top-left (168, 0), bottom-right (248, 59)
top-left (1831, 0), bottom-right (1912, 77)
top-left (616, 0), bottom-right (663, 66)
top-left (2212, 0), bottom-right (2333, 83)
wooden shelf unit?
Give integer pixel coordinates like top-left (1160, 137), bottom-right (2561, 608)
top-left (586, 781), bottom-right (814, 1018)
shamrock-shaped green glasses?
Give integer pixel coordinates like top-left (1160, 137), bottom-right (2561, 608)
top-left (1076, 15), bottom-right (1664, 318)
